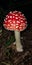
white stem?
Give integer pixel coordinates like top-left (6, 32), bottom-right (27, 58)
top-left (14, 31), bottom-right (23, 52)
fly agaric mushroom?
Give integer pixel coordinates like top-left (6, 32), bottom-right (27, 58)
top-left (3, 11), bottom-right (27, 52)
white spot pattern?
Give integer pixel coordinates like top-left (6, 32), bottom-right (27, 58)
top-left (3, 11), bottom-right (27, 31)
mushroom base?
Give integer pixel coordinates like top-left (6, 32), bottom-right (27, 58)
top-left (14, 31), bottom-right (23, 52)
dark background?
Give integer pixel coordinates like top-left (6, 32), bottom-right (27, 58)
top-left (0, 0), bottom-right (32, 22)
top-left (0, 0), bottom-right (32, 26)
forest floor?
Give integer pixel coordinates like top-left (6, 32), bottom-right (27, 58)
top-left (0, 26), bottom-right (32, 65)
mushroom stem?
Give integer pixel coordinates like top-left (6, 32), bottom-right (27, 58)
top-left (14, 31), bottom-right (23, 52)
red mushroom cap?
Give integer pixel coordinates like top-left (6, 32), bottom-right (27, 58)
top-left (3, 11), bottom-right (27, 31)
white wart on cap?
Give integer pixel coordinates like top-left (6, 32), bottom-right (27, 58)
top-left (3, 11), bottom-right (27, 31)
